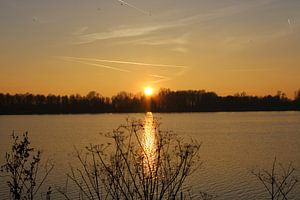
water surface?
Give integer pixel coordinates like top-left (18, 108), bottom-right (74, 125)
top-left (0, 112), bottom-right (299, 199)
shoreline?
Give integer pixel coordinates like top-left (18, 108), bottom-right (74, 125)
top-left (1, 109), bottom-right (300, 115)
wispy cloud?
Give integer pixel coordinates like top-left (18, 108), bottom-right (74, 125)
top-left (172, 47), bottom-right (188, 53)
top-left (60, 56), bottom-right (130, 72)
top-left (74, 24), bottom-right (175, 44)
top-left (59, 56), bottom-right (189, 84)
top-left (121, 33), bottom-right (190, 53)
top-left (287, 17), bottom-right (297, 31)
top-left (72, 26), bottom-right (89, 35)
top-left (175, 0), bottom-right (278, 24)
top-left (145, 64), bottom-right (190, 84)
top-left (72, 0), bottom-right (278, 45)
top-left (61, 56), bottom-right (189, 69)
top-left (129, 33), bottom-right (189, 46)
top-left (148, 74), bottom-right (171, 84)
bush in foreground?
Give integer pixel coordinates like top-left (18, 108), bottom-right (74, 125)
top-left (58, 117), bottom-right (201, 200)
top-left (0, 132), bottom-right (53, 200)
top-left (252, 157), bottom-right (298, 200)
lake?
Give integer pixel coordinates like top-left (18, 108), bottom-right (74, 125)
top-left (0, 112), bottom-right (300, 199)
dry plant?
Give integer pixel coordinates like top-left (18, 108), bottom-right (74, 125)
top-left (0, 132), bottom-right (54, 200)
top-left (60, 118), bottom-right (201, 200)
top-left (252, 157), bottom-right (298, 200)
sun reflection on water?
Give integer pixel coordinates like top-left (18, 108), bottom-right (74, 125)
top-left (143, 112), bottom-right (156, 174)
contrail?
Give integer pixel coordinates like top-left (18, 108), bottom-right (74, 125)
top-left (59, 56), bottom-right (190, 83)
top-left (61, 56), bottom-right (189, 69)
top-left (61, 57), bottom-right (130, 72)
top-left (117, 0), bottom-right (150, 15)
top-left (148, 74), bottom-right (171, 84)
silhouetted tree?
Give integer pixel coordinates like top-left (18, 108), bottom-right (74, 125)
top-left (0, 89), bottom-right (299, 114)
top-left (295, 90), bottom-right (300, 102)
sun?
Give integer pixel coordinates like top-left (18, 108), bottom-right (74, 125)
top-left (144, 87), bottom-right (153, 96)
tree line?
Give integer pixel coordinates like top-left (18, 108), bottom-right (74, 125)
top-left (0, 89), bottom-right (300, 114)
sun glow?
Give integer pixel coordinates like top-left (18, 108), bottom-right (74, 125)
top-left (144, 87), bottom-right (153, 96)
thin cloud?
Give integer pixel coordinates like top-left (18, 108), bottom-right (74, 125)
top-left (72, 0), bottom-right (278, 45)
top-left (72, 26), bottom-right (89, 35)
top-left (75, 24), bottom-right (170, 44)
top-left (148, 74), bottom-right (171, 84)
top-left (287, 18), bottom-right (296, 31)
top-left (155, 0), bottom-right (279, 30)
top-left (127, 33), bottom-right (189, 46)
top-left (61, 56), bottom-right (189, 69)
top-left (61, 57), bottom-right (130, 72)
top-left (59, 56), bottom-right (189, 84)
top-left (117, 32), bottom-right (190, 53)
top-left (147, 66), bottom-right (190, 84)
top-left (172, 47), bottom-right (188, 53)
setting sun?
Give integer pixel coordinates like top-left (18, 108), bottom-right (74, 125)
top-left (144, 87), bottom-right (153, 96)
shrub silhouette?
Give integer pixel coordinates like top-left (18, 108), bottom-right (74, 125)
top-left (59, 117), bottom-right (201, 199)
top-left (0, 132), bottom-right (54, 200)
top-left (252, 157), bottom-right (298, 200)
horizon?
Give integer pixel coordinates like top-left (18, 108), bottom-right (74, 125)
top-left (1, 0), bottom-right (300, 98)
top-left (1, 87), bottom-right (299, 100)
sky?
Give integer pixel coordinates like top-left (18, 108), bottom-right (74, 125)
top-left (0, 0), bottom-right (299, 98)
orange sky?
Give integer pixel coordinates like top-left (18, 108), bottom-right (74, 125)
top-left (0, 0), bottom-right (300, 98)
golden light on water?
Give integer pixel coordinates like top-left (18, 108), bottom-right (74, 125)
top-left (143, 112), bottom-right (156, 173)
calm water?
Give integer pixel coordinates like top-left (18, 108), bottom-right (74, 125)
top-left (0, 112), bottom-right (300, 199)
